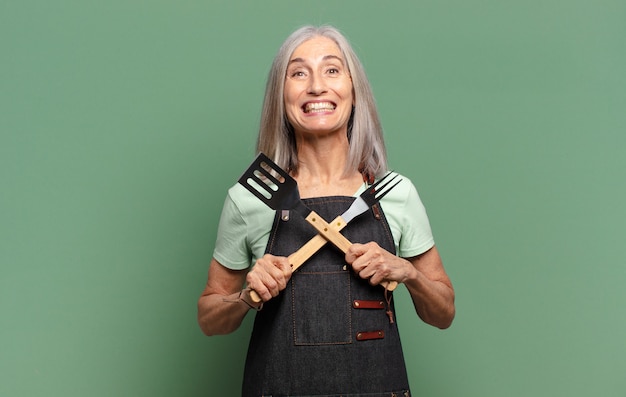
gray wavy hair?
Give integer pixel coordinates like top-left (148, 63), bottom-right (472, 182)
top-left (256, 25), bottom-right (388, 178)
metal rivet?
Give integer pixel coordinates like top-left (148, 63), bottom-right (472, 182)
top-left (354, 301), bottom-right (360, 307)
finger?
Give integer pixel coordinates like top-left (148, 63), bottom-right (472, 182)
top-left (273, 256), bottom-right (294, 279)
top-left (247, 258), bottom-right (276, 300)
top-left (365, 269), bottom-right (385, 286)
top-left (357, 266), bottom-right (376, 282)
top-left (246, 267), bottom-right (271, 301)
top-left (267, 256), bottom-right (294, 290)
top-left (249, 255), bottom-right (292, 300)
top-left (357, 262), bottom-right (390, 286)
top-left (345, 243), bottom-right (366, 264)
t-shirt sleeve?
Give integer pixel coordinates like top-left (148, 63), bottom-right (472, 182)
top-left (212, 192), bottom-right (252, 270)
top-left (396, 180), bottom-right (435, 258)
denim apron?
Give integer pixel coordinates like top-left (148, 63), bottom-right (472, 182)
top-left (242, 196), bottom-right (411, 397)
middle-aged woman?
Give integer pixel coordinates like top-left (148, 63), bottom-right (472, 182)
top-left (198, 25), bottom-right (455, 396)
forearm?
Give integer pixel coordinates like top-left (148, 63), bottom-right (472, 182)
top-left (396, 246), bottom-right (455, 329)
top-left (403, 265), bottom-right (455, 329)
top-left (197, 258), bottom-right (261, 336)
top-left (197, 290), bottom-right (253, 336)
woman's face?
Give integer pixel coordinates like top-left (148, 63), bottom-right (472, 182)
top-left (283, 36), bottom-right (354, 137)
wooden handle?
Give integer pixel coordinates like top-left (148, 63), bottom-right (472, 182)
top-left (248, 212), bottom-right (399, 303)
top-left (383, 280), bottom-right (398, 291)
top-left (289, 215), bottom-right (348, 270)
top-left (305, 211), bottom-right (397, 291)
top-left (249, 289), bottom-right (262, 303)
top-left (304, 211), bottom-right (353, 253)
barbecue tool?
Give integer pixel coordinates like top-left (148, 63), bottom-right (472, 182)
top-left (287, 171), bottom-right (401, 272)
top-left (238, 153), bottom-right (401, 302)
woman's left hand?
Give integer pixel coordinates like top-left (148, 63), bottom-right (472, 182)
top-left (345, 243), bottom-right (455, 329)
top-left (345, 242), bottom-right (412, 286)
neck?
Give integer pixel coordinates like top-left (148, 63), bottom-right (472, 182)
top-left (294, 126), bottom-right (351, 171)
top-left (292, 134), bottom-right (363, 198)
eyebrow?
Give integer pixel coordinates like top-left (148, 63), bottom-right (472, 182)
top-left (288, 55), bottom-right (345, 65)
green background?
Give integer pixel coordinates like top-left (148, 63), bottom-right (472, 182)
top-left (2, 1), bottom-right (625, 396)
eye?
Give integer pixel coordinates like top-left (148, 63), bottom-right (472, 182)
top-left (287, 68), bottom-right (307, 79)
top-left (325, 66), bottom-right (343, 76)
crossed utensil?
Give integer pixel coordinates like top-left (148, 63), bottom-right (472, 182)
top-left (239, 153), bottom-right (401, 303)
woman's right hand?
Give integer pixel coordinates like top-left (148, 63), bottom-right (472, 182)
top-left (246, 254), bottom-right (293, 302)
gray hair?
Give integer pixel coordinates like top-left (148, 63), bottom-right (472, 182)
top-left (256, 25), bottom-right (388, 178)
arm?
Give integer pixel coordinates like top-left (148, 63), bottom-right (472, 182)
top-left (197, 258), bottom-right (250, 336)
top-left (345, 244), bottom-right (455, 329)
top-left (197, 255), bottom-right (292, 336)
top-left (402, 246), bottom-right (455, 329)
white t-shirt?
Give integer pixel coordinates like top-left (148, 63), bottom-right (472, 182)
top-left (213, 173), bottom-right (435, 270)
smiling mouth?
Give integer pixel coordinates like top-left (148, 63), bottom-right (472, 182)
top-left (303, 102), bottom-right (336, 113)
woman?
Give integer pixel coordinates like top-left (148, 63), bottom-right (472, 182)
top-left (198, 25), bottom-right (455, 396)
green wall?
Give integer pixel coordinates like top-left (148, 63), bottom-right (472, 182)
top-left (2, 1), bottom-right (625, 396)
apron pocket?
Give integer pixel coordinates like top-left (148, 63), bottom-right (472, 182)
top-left (292, 271), bottom-right (352, 345)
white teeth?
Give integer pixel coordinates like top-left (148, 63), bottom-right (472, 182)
top-left (304, 102), bottom-right (335, 113)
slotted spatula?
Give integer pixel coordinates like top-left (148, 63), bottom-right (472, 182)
top-left (238, 153), bottom-right (354, 252)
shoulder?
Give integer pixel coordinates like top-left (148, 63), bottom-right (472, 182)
top-left (377, 172), bottom-right (424, 209)
top-left (223, 183), bottom-right (276, 239)
top-left (225, 183), bottom-right (275, 218)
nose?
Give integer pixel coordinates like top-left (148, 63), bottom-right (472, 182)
top-left (307, 72), bottom-right (327, 95)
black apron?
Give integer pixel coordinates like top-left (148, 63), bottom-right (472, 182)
top-left (242, 196), bottom-right (411, 397)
